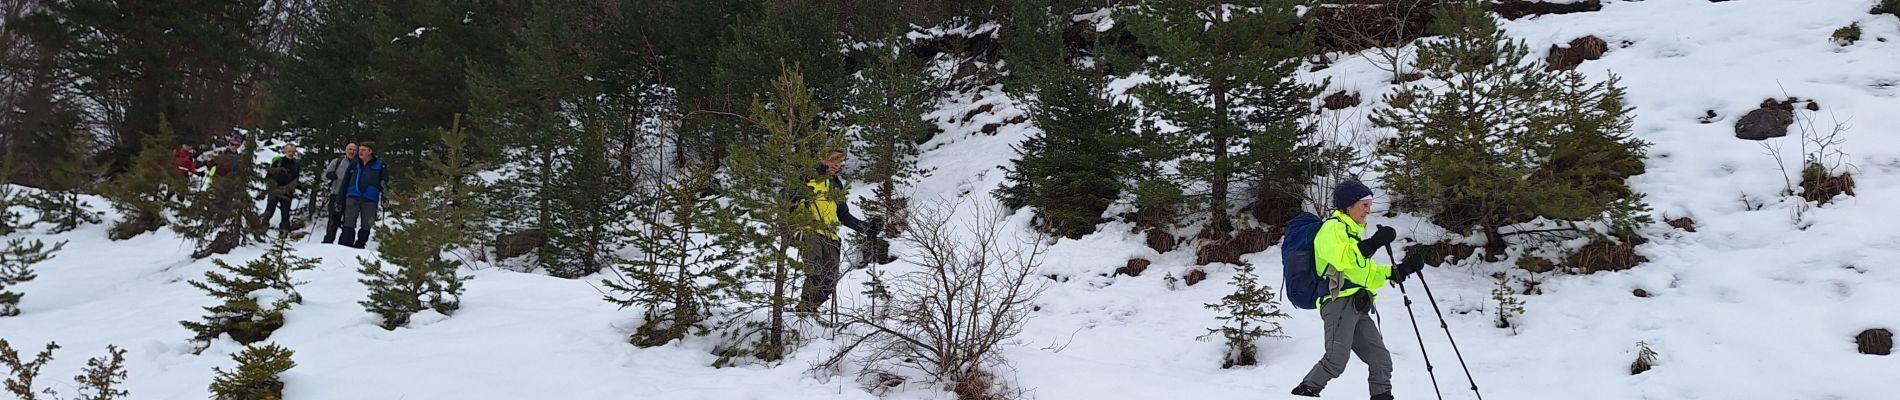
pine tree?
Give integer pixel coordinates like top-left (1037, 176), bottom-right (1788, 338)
top-left (275, 0), bottom-right (526, 162)
top-left (181, 236), bottom-right (317, 352)
top-left (1119, 0), bottom-right (1323, 240)
top-left (357, 121), bottom-right (479, 330)
top-left (208, 344), bottom-right (295, 400)
top-left (466, 0), bottom-right (630, 278)
top-left (604, 166), bottom-right (743, 347)
top-left (26, 132), bottom-right (102, 234)
top-left (997, 72), bottom-right (1140, 239)
top-left (682, 0), bottom-right (852, 167)
top-left (1, 176), bottom-right (64, 317)
top-left (71, 345), bottom-right (129, 400)
top-left (1372, 0), bottom-right (1650, 253)
top-left (1201, 262), bottom-right (1287, 368)
top-left (845, 45), bottom-right (933, 267)
top-left (102, 120), bottom-right (189, 240)
top-left (998, 0), bottom-right (1066, 88)
top-left (710, 64), bottom-right (836, 362)
top-left (172, 136), bottom-right (267, 259)
top-left (537, 108), bottom-right (632, 278)
top-left (0, 3), bottom-right (87, 190)
top-left (12, 0), bottom-right (275, 173)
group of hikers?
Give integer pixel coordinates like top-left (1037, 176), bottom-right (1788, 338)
top-left (169, 136), bottom-right (389, 249)
top-left (156, 139), bottom-right (1414, 398)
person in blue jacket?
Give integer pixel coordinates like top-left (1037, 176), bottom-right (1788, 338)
top-left (337, 143), bottom-right (389, 249)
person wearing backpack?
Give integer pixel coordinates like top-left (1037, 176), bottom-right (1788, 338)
top-left (1290, 180), bottom-right (1425, 400)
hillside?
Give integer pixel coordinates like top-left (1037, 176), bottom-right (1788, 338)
top-left (3, 1), bottom-right (1900, 399)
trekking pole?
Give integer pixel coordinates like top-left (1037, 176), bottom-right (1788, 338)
top-left (1384, 245), bottom-right (1444, 400)
top-left (1413, 268), bottom-right (1485, 400)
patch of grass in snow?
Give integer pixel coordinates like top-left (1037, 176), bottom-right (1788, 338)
top-left (1830, 23), bottom-right (1861, 46)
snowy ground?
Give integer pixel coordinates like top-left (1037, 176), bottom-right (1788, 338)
top-left (5, 1), bottom-right (1900, 399)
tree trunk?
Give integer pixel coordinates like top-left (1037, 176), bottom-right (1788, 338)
top-left (1483, 224), bottom-right (1507, 262)
top-left (766, 234), bottom-right (788, 361)
top-left (1204, 84), bottom-right (1234, 240)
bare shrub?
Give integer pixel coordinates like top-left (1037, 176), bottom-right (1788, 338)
top-left (820, 200), bottom-right (1046, 399)
top-left (1762, 103), bottom-right (1856, 225)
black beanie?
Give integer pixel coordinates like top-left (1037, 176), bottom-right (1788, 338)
top-left (1332, 180), bottom-right (1373, 211)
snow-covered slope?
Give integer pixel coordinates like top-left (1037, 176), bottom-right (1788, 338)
top-left (4, 1), bottom-right (1899, 399)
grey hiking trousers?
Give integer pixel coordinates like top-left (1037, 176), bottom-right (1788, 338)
top-left (1301, 295), bottom-right (1393, 395)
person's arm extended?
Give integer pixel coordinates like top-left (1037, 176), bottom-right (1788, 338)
top-left (836, 198), bottom-right (866, 233)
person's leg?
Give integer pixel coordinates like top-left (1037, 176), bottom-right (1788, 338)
top-left (812, 236), bottom-right (844, 308)
top-left (339, 198), bottom-right (361, 246)
top-left (1353, 304), bottom-right (1394, 396)
top-left (261, 195), bottom-right (277, 223)
top-left (1300, 298), bottom-right (1364, 392)
top-left (272, 196), bottom-right (292, 231)
top-left (353, 200), bottom-right (378, 248)
top-left (322, 195), bottom-right (344, 243)
top-left (796, 234), bottom-right (829, 312)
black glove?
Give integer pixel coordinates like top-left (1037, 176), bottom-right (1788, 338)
top-left (866, 217), bottom-right (885, 236)
top-left (1390, 252), bottom-right (1426, 284)
top-left (1350, 291), bottom-right (1373, 312)
top-left (1357, 225), bottom-right (1397, 256)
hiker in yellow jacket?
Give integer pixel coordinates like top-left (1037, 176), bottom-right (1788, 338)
top-left (1294, 180), bottom-right (1424, 400)
top-left (795, 149), bottom-right (873, 313)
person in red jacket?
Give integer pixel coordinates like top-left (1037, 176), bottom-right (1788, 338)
top-left (174, 142), bottom-right (198, 177)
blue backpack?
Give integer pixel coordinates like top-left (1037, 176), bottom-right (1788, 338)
top-left (1281, 212), bottom-right (1327, 310)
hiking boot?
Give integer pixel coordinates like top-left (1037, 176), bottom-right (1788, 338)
top-left (1291, 384), bottom-right (1321, 397)
top-left (1371, 392), bottom-right (1393, 400)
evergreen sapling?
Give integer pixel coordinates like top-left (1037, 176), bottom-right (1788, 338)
top-left (708, 64), bottom-right (835, 363)
top-left (1201, 262), bottom-right (1287, 368)
top-left (101, 121), bottom-right (188, 240)
top-left (844, 46), bottom-right (931, 268)
top-left (1630, 341), bottom-right (1659, 375)
top-left (181, 236), bottom-right (317, 352)
top-left (995, 71), bottom-right (1139, 239)
top-left (1491, 274), bottom-right (1527, 333)
top-left (0, 238), bottom-right (59, 317)
top-left (604, 166), bottom-right (742, 347)
top-left (71, 345), bottom-right (129, 400)
top-left (357, 122), bottom-right (479, 330)
top-left (208, 344), bottom-right (295, 400)
top-left (0, 176), bottom-right (63, 317)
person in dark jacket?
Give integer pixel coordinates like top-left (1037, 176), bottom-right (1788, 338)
top-left (204, 135), bottom-right (243, 180)
top-left (794, 149), bottom-right (872, 313)
top-left (337, 144), bottom-right (389, 249)
top-left (320, 143), bottom-right (358, 244)
top-left (204, 135), bottom-right (246, 212)
top-left (261, 144), bottom-right (301, 233)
